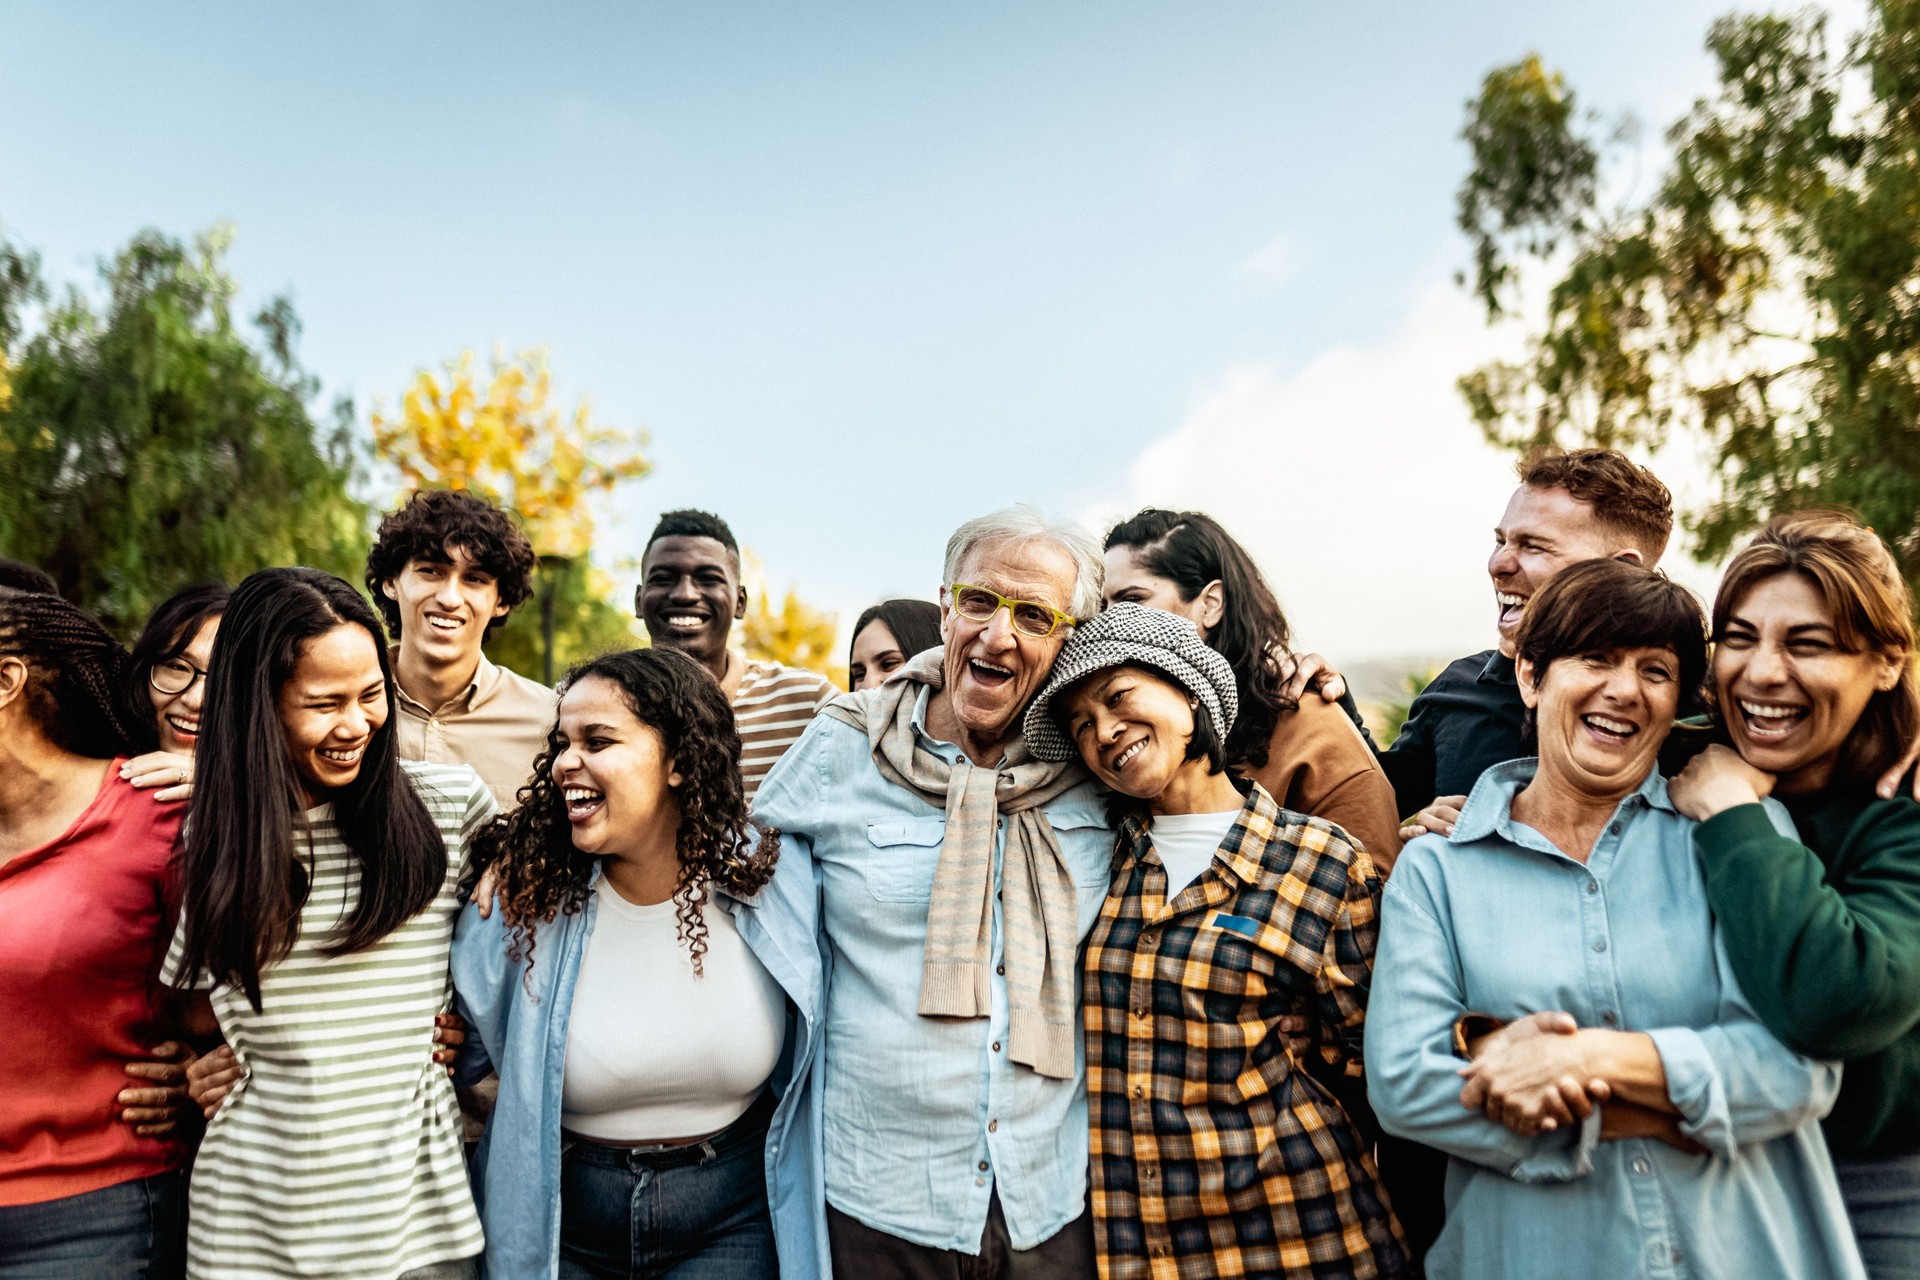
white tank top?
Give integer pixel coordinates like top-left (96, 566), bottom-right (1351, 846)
top-left (561, 877), bottom-right (787, 1141)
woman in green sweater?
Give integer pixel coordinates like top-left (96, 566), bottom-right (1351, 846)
top-left (1672, 511), bottom-right (1920, 1278)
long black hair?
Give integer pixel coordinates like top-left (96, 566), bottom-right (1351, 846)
top-left (1104, 509), bottom-right (1293, 770)
top-left (175, 567), bottom-right (444, 1011)
top-left (0, 588), bottom-right (139, 759)
top-left (470, 645), bottom-right (779, 979)
top-left (127, 582), bottom-right (230, 753)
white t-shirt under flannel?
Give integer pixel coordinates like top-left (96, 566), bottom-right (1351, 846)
top-left (162, 761), bottom-right (496, 1280)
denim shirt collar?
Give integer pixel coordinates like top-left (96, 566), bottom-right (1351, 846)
top-left (1449, 757), bottom-right (1677, 849)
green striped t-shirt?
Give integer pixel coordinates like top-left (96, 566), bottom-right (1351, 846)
top-left (163, 761), bottom-right (495, 1280)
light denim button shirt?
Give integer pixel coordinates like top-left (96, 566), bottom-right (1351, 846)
top-left (1365, 759), bottom-right (1865, 1280)
top-left (451, 850), bottom-right (830, 1280)
top-left (750, 686), bottom-right (1113, 1254)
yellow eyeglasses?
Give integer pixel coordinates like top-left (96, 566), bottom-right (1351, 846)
top-left (946, 583), bottom-right (1080, 639)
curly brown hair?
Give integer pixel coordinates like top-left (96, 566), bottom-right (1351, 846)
top-left (365, 489), bottom-right (537, 638)
top-left (467, 645), bottom-right (778, 979)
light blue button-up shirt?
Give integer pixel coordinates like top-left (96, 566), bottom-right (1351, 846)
top-left (751, 686), bottom-right (1113, 1254)
top-left (1365, 759), bottom-right (1865, 1280)
top-left (450, 852), bottom-right (830, 1280)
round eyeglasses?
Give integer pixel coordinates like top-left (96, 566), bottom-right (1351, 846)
top-left (150, 657), bottom-right (210, 697)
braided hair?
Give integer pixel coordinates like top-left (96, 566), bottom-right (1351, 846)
top-left (0, 587), bottom-right (139, 758)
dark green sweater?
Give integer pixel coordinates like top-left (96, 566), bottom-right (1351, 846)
top-left (1695, 790), bottom-right (1920, 1158)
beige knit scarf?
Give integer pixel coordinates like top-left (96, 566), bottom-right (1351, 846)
top-left (822, 648), bottom-right (1088, 1080)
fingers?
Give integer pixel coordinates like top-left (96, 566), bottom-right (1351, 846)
top-left (1319, 674), bottom-right (1348, 703)
top-left (470, 869), bottom-right (501, 918)
top-left (1274, 1014), bottom-right (1309, 1035)
top-left (123, 1060), bottom-right (186, 1083)
top-left (187, 1046), bottom-right (244, 1118)
top-left (154, 783), bottom-right (194, 803)
top-left (1405, 797), bottom-right (1466, 838)
top-left (1399, 822), bottom-right (1429, 842)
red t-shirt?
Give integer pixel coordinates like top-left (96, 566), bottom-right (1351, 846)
top-left (0, 762), bottom-right (186, 1205)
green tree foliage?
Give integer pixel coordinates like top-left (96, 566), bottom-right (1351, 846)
top-left (0, 226), bottom-right (366, 635)
top-left (1457, 2), bottom-right (1920, 577)
top-left (485, 558), bottom-right (641, 683)
top-left (1369, 665), bottom-right (1440, 750)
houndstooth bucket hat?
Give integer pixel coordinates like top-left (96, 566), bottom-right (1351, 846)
top-left (1022, 602), bottom-right (1239, 763)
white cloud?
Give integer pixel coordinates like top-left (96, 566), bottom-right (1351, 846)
top-left (1235, 233), bottom-right (1296, 288)
top-left (1121, 275), bottom-right (1726, 675)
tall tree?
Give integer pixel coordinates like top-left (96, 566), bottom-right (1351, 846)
top-left (370, 349), bottom-right (651, 679)
top-left (1457, 2), bottom-right (1920, 578)
top-left (0, 226), bottom-right (367, 634)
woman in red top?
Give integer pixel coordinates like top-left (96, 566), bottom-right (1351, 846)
top-left (0, 587), bottom-right (200, 1278)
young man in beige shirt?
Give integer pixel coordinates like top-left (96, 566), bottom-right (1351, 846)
top-left (366, 489), bottom-right (557, 809)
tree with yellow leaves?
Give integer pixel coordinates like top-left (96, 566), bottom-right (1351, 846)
top-left (738, 549), bottom-right (845, 685)
top-left (371, 349), bottom-right (650, 680)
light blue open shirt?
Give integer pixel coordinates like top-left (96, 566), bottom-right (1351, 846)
top-left (750, 686), bottom-right (1113, 1253)
top-left (1366, 760), bottom-right (1865, 1280)
top-left (450, 849), bottom-right (829, 1280)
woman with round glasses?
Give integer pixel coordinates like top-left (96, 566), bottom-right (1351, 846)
top-left (122, 583), bottom-right (230, 802)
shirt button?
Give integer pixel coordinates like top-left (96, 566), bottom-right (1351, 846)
top-left (1632, 1158), bottom-right (1651, 1175)
top-left (1602, 1011), bottom-right (1618, 1025)
top-left (976, 1177), bottom-right (986, 1187)
top-left (1140, 933), bottom-right (1156, 948)
top-left (991, 1041), bottom-right (1002, 1053)
top-left (1143, 1166), bottom-right (1156, 1180)
top-left (1585, 881), bottom-right (1599, 896)
top-left (1132, 1085), bottom-right (1144, 1099)
top-left (987, 1119), bottom-right (998, 1133)
top-left (1609, 822), bottom-right (1622, 836)
top-left (978, 1160), bottom-right (989, 1171)
top-left (1133, 1006), bottom-right (1148, 1019)
top-left (996, 964), bottom-right (1005, 975)
top-left (1593, 938), bottom-right (1608, 953)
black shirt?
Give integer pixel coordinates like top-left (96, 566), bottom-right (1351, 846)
top-left (1378, 648), bottom-right (1529, 816)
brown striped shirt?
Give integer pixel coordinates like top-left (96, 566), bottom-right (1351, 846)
top-left (733, 657), bottom-right (837, 798)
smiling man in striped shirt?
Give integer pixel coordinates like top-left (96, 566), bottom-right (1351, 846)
top-left (635, 510), bottom-right (836, 798)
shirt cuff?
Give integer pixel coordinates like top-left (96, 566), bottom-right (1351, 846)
top-left (1691, 802), bottom-right (1781, 869)
top-left (1646, 1026), bottom-right (1730, 1154)
top-left (1508, 1108), bottom-right (1600, 1183)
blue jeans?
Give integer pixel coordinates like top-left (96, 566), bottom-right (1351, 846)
top-left (558, 1093), bottom-right (775, 1279)
top-left (1838, 1153), bottom-right (1920, 1280)
top-left (0, 1171), bottom-right (185, 1279)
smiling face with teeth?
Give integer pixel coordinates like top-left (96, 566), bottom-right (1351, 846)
top-left (1490, 485), bottom-right (1644, 655)
top-left (550, 675), bottom-right (683, 862)
top-left (276, 623), bottom-right (392, 807)
top-left (637, 536), bottom-right (747, 678)
top-left (1714, 572), bottom-right (1905, 794)
top-left (148, 615), bottom-right (221, 755)
top-left (1061, 664), bottom-right (1209, 807)
top-left (1519, 644), bottom-right (1681, 800)
top-left (932, 539), bottom-right (1080, 763)
top-left (380, 544), bottom-right (509, 677)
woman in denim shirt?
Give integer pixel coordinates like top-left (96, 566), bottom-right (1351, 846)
top-left (451, 647), bottom-right (829, 1279)
top-left (1366, 560), bottom-right (1864, 1280)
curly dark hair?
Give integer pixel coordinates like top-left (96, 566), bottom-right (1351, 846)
top-left (647, 509), bottom-right (738, 558)
top-left (364, 489), bottom-right (537, 638)
top-left (468, 645), bottom-right (778, 980)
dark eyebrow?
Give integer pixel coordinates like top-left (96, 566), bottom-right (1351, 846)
top-left (578, 722), bottom-right (622, 735)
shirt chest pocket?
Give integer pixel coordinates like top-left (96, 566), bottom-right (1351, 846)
top-left (863, 817), bottom-right (947, 904)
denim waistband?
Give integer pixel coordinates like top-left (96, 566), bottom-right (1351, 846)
top-left (562, 1089), bottom-right (775, 1172)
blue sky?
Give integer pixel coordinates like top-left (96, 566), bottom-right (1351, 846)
top-left (1, 1), bottom-right (1789, 665)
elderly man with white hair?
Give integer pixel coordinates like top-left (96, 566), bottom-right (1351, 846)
top-left (752, 506), bottom-right (1111, 1279)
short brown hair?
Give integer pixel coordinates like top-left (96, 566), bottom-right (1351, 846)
top-left (1516, 559), bottom-right (1708, 706)
top-left (1519, 448), bottom-right (1674, 562)
top-left (1713, 511), bottom-right (1919, 784)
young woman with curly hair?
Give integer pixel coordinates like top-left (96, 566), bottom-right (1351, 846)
top-left (451, 645), bottom-right (831, 1280)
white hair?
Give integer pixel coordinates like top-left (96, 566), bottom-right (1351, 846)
top-left (941, 505), bottom-right (1104, 621)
